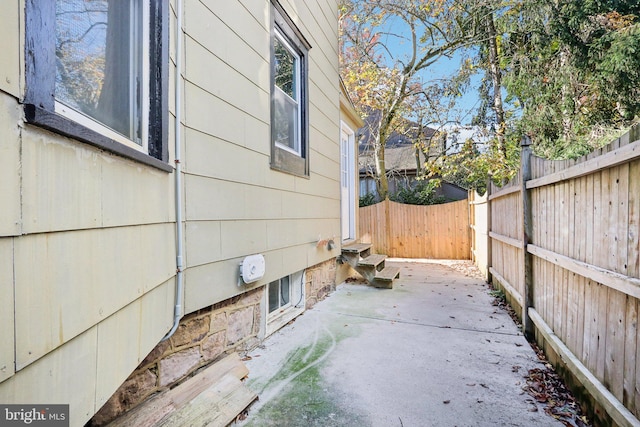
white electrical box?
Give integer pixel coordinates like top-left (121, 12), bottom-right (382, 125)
top-left (239, 254), bottom-right (265, 284)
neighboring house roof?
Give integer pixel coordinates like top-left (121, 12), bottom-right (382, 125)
top-left (359, 144), bottom-right (421, 174)
top-left (357, 109), bottom-right (437, 152)
top-left (356, 111), bottom-right (469, 195)
top-left (358, 111), bottom-right (441, 176)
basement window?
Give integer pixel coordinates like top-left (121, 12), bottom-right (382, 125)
top-left (266, 270), bottom-right (305, 335)
top-left (268, 275), bottom-right (292, 314)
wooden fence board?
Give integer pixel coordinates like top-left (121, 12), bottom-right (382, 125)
top-left (358, 199), bottom-right (470, 260)
top-left (630, 161), bottom-right (640, 412)
top-left (624, 298), bottom-right (638, 412)
top-left (559, 179), bottom-right (569, 342)
top-left (526, 139), bottom-right (640, 189)
top-left (469, 125), bottom-right (640, 423)
top-left (573, 177), bottom-right (585, 357)
top-left (540, 186), bottom-right (549, 321)
top-left (552, 181), bottom-right (562, 337)
top-left (584, 278), bottom-right (596, 372)
top-left (529, 309), bottom-right (640, 427)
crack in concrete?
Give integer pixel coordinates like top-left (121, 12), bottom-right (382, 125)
top-left (315, 309), bottom-right (525, 337)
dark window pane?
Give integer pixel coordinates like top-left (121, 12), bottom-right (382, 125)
top-left (55, 0), bottom-right (141, 141)
top-left (268, 281), bottom-right (279, 313)
top-left (280, 276), bottom-right (290, 306)
top-left (274, 36), bottom-right (296, 98)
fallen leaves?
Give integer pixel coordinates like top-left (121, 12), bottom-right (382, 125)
top-left (523, 367), bottom-right (591, 426)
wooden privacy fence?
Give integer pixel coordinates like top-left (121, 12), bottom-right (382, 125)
top-left (469, 190), bottom-right (489, 279)
top-left (471, 125), bottom-right (640, 427)
top-left (359, 198), bottom-right (470, 259)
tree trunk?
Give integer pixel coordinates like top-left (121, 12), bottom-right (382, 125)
top-left (485, 10), bottom-right (506, 158)
top-left (374, 139), bottom-right (389, 200)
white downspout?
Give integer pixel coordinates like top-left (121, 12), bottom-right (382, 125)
top-left (163, 0), bottom-right (184, 341)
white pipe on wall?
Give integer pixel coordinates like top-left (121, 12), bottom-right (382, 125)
top-left (163, 0), bottom-right (184, 341)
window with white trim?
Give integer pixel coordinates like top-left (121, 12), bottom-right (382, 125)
top-left (270, 1), bottom-right (311, 177)
top-left (267, 270), bottom-right (305, 317)
top-left (268, 275), bottom-right (292, 314)
top-left (24, 0), bottom-right (170, 171)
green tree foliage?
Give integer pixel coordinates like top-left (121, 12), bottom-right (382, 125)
top-left (390, 179), bottom-right (447, 205)
top-left (501, 0), bottom-right (640, 158)
top-left (342, 1), bottom-right (640, 193)
top-left (359, 193), bottom-right (377, 207)
top-left (340, 0), bottom-right (485, 199)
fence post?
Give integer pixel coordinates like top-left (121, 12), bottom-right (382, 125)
top-left (486, 179), bottom-right (493, 284)
top-left (468, 190), bottom-right (475, 262)
top-left (384, 198), bottom-right (392, 256)
top-left (521, 136), bottom-right (534, 337)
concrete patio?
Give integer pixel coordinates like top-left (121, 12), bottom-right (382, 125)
top-left (238, 259), bottom-right (564, 427)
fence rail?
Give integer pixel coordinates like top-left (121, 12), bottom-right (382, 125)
top-left (359, 198), bottom-right (470, 260)
top-left (470, 125), bottom-right (640, 426)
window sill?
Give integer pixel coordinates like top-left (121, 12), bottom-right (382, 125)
top-left (266, 304), bottom-right (305, 336)
top-left (25, 104), bottom-right (173, 173)
top-left (271, 146), bottom-right (309, 178)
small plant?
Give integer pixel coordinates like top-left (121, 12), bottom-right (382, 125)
top-left (389, 179), bottom-right (446, 206)
top-left (359, 193), bottom-right (377, 207)
top-left (489, 289), bottom-right (505, 300)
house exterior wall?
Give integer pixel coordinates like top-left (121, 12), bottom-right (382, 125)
top-left (181, 0), bottom-right (341, 314)
top-left (0, 2), bottom-right (178, 425)
top-left (0, 0), bottom-right (341, 426)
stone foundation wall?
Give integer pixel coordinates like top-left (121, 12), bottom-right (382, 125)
top-left (90, 258), bottom-right (337, 426)
top-left (90, 287), bottom-right (263, 426)
top-left (305, 258), bottom-right (337, 309)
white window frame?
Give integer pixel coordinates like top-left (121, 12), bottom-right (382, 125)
top-left (265, 270), bottom-right (306, 336)
top-left (268, 275), bottom-right (292, 315)
top-left (273, 28), bottom-right (302, 156)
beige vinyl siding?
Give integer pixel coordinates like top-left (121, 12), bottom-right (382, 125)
top-left (0, 94), bottom-right (21, 237)
top-left (0, 239), bottom-right (14, 383)
top-left (14, 224), bottom-right (176, 370)
top-left (182, 0), bottom-right (340, 313)
top-left (1, 0), bottom-right (343, 424)
top-left (21, 131), bottom-right (103, 232)
top-left (94, 280), bottom-right (175, 405)
top-left (0, 2), bottom-right (179, 425)
top-left (0, 0), bottom-right (20, 97)
top-left (0, 328), bottom-right (99, 426)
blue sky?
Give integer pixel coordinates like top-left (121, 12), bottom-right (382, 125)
top-left (376, 16), bottom-right (484, 126)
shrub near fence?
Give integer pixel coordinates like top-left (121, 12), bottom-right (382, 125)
top-left (471, 125), bottom-right (640, 427)
top-left (359, 198), bottom-right (470, 260)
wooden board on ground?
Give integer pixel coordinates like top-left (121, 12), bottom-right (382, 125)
top-left (107, 353), bottom-right (256, 427)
